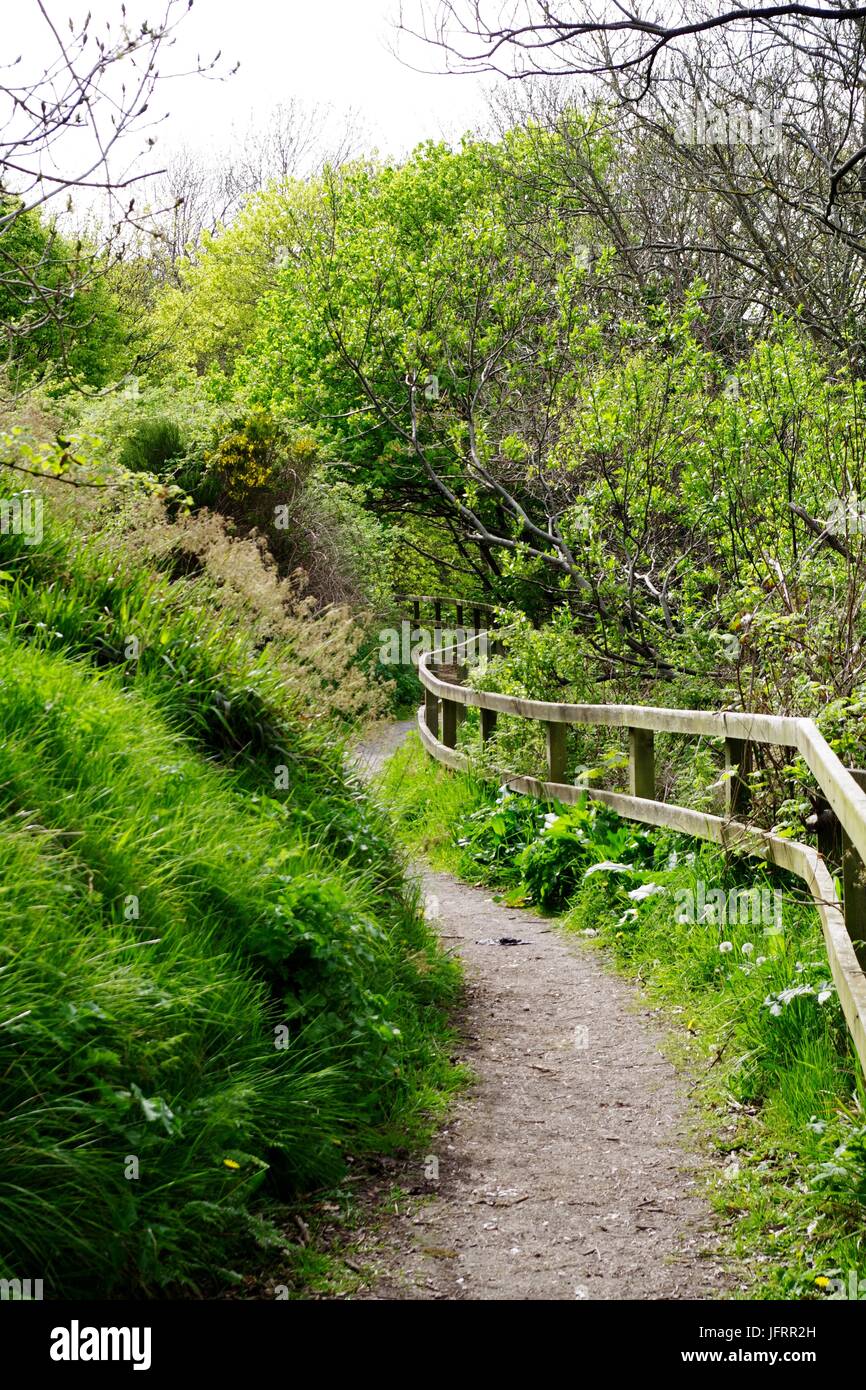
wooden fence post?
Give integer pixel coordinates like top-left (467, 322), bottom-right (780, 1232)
top-left (725, 737), bottom-right (752, 818)
top-left (628, 727), bottom-right (655, 799)
top-left (480, 708), bottom-right (498, 744)
top-left (545, 721), bottom-right (567, 784)
top-left (843, 768), bottom-right (866, 969)
top-left (424, 687), bottom-right (439, 739)
top-left (441, 698), bottom-right (458, 749)
top-left (454, 663), bottom-right (467, 728)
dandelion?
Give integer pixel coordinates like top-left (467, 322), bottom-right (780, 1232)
top-left (741, 942), bottom-right (754, 955)
top-left (756, 955), bottom-right (767, 966)
top-left (814, 1276), bottom-right (830, 1289)
top-left (719, 941), bottom-right (733, 953)
top-left (223, 1158), bottom-right (240, 1170)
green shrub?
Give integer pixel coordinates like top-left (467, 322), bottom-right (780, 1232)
top-left (119, 417), bottom-right (186, 476)
top-left (456, 791), bottom-right (548, 885)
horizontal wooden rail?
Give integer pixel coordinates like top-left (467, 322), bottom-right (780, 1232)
top-left (416, 630), bottom-right (866, 1076)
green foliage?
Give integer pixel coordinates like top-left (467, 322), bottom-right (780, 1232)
top-left (519, 803), bottom-right (654, 909)
top-left (812, 1116), bottom-right (866, 1210)
top-left (455, 791), bottom-right (548, 884)
top-left (378, 731), bottom-right (490, 869)
top-left (0, 200), bottom-right (129, 387)
top-left (0, 479), bottom-right (459, 1297)
top-left (119, 417), bottom-right (185, 476)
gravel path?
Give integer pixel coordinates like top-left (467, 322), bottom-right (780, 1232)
top-left (352, 721), bottom-right (728, 1300)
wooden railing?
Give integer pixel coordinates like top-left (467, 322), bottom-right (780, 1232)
top-left (416, 627), bottom-right (866, 1075)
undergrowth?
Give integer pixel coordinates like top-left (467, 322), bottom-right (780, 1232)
top-left (0, 482), bottom-right (460, 1298)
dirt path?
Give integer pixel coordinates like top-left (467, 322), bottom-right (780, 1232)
top-left (353, 721), bottom-right (729, 1301)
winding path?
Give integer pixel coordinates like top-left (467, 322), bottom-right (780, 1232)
top-left (353, 721), bottom-right (729, 1301)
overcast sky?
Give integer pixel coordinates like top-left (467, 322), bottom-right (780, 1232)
top-left (2, 0), bottom-right (498, 225)
top-left (171, 0), bottom-right (493, 156)
top-left (4, 0), bottom-right (494, 161)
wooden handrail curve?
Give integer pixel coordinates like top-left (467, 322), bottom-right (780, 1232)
top-left (416, 628), bottom-right (866, 1074)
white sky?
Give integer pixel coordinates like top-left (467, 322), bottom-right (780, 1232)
top-left (3, 0), bottom-right (495, 174)
top-left (174, 0), bottom-right (495, 157)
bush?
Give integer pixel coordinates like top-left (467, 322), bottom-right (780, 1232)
top-left (518, 802), bottom-right (655, 910)
top-left (119, 417), bottom-right (186, 476)
top-left (456, 791), bottom-right (548, 885)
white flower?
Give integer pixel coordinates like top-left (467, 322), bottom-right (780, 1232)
top-left (741, 942), bottom-right (754, 956)
top-left (543, 813), bottom-right (559, 831)
top-left (817, 987), bottom-right (834, 1005)
top-left (719, 941), bottom-right (734, 953)
top-left (756, 956), bottom-right (767, 966)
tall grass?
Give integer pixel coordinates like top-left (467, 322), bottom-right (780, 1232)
top-left (0, 485), bottom-right (459, 1296)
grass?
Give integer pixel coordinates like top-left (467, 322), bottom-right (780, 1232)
top-left (381, 733), bottom-right (866, 1301)
top-left (0, 482), bottom-right (461, 1297)
top-left (378, 732), bottom-right (488, 871)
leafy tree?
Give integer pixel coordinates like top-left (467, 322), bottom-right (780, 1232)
top-left (0, 198), bottom-right (127, 387)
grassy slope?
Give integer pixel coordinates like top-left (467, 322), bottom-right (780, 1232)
top-left (381, 733), bottom-right (866, 1301)
top-left (0, 494), bottom-right (459, 1297)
